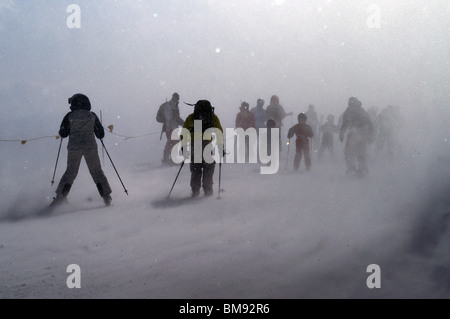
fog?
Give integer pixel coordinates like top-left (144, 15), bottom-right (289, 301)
top-left (0, 0), bottom-right (449, 298)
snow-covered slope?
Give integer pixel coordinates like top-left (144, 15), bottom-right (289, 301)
top-left (1, 131), bottom-right (448, 299)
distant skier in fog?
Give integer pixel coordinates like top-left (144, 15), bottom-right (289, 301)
top-left (266, 95), bottom-right (292, 151)
top-left (50, 94), bottom-right (112, 207)
top-left (250, 98), bottom-right (267, 131)
top-left (305, 104), bottom-right (320, 152)
top-left (366, 106), bottom-right (379, 157)
top-left (156, 92), bottom-right (185, 166)
top-left (287, 113), bottom-right (314, 171)
top-left (251, 98), bottom-right (267, 159)
top-left (377, 105), bottom-right (402, 159)
top-left (339, 97), bottom-right (374, 176)
top-left (235, 101), bottom-right (256, 162)
top-left (266, 119), bottom-right (276, 157)
top-left (318, 114), bottom-right (339, 160)
top-left (367, 106), bottom-right (379, 136)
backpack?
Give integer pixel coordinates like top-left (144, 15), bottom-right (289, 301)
top-left (156, 102), bottom-right (167, 123)
top-left (193, 100), bottom-right (214, 132)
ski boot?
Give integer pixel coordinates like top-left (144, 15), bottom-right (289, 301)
top-left (49, 194), bottom-right (68, 207)
top-left (192, 189), bottom-right (200, 198)
top-left (103, 194), bottom-right (112, 206)
top-left (204, 189), bottom-right (214, 197)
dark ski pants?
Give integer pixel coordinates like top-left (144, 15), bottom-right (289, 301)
top-left (189, 142), bottom-right (216, 193)
top-left (56, 147), bottom-right (112, 197)
top-left (345, 133), bottom-right (368, 174)
top-left (190, 162), bottom-right (215, 193)
top-left (319, 135), bottom-right (334, 159)
top-left (294, 140), bottom-right (311, 171)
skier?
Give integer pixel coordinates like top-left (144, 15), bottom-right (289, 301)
top-left (318, 114), bottom-right (339, 160)
top-left (376, 105), bottom-right (402, 159)
top-left (305, 104), bottom-right (320, 152)
top-left (366, 106), bottom-right (379, 158)
top-left (339, 97), bottom-right (374, 176)
top-left (235, 101), bottom-right (256, 162)
top-left (266, 119), bottom-right (276, 157)
top-left (51, 94), bottom-right (112, 207)
top-left (181, 100), bottom-right (224, 197)
top-left (287, 113), bottom-right (314, 171)
top-left (367, 106), bottom-right (379, 135)
top-left (156, 92), bottom-right (185, 165)
top-left (266, 95), bottom-right (292, 151)
top-left (250, 98), bottom-right (267, 131)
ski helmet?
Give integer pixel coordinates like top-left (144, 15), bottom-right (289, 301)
top-left (266, 119), bottom-right (276, 128)
top-left (348, 97), bottom-right (361, 108)
top-left (298, 113), bottom-right (307, 121)
top-left (241, 101), bottom-right (249, 109)
top-left (193, 100), bottom-right (214, 131)
top-left (172, 92), bottom-right (180, 101)
top-left (194, 100), bottom-right (213, 119)
top-left (68, 93), bottom-right (91, 111)
top-left (257, 98), bottom-right (264, 106)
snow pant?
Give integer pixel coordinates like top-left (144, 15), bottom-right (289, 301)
top-left (190, 143), bottom-right (216, 194)
top-left (163, 130), bottom-right (178, 163)
top-left (344, 132), bottom-right (368, 173)
top-left (319, 134), bottom-right (334, 159)
top-left (294, 139), bottom-right (311, 170)
top-left (56, 147), bottom-right (112, 197)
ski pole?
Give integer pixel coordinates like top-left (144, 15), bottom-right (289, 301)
top-left (167, 160), bottom-right (185, 198)
top-left (217, 162), bottom-right (222, 199)
top-left (100, 139), bottom-right (129, 195)
top-left (51, 138), bottom-right (63, 186)
top-left (100, 110), bottom-right (105, 165)
top-left (285, 138), bottom-right (291, 170)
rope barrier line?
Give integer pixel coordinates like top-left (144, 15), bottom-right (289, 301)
top-left (0, 124), bottom-right (166, 144)
top-left (0, 135), bottom-right (60, 144)
top-left (1, 129), bottom-right (246, 144)
top-left (106, 125), bottom-right (161, 140)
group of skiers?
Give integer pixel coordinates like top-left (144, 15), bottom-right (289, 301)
top-left (50, 92), bottom-right (401, 207)
top-left (51, 93), bottom-right (225, 206)
top-left (232, 95), bottom-right (401, 176)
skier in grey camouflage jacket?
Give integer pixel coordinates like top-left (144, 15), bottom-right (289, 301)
top-left (51, 94), bottom-right (112, 206)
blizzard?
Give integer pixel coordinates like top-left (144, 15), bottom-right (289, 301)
top-left (0, 124), bottom-right (448, 298)
top-left (0, 0), bottom-right (449, 299)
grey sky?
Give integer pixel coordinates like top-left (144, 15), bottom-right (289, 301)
top-left (0, 0), bottom-right (449, 133)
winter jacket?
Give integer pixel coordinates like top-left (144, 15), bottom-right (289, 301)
top-left (182, 113), bottom-right (224, 146)
top-left (321, 122), bottom-right (338, 137)
top-left (59, 109), bottom-right (104, 150)
top-left (288, 123), bottom-right (314, 146)
top-left (160, 100), bottom-right (185, 132)
top-left (305, 110), bottom-right (319, 125)
top-left (340, 105), bottom-right (374, 142)
top-left (320, 122), bottom-right (338, 146)
top-left (266, 104), bottom-right (287, 128)
top-left (235, 108), bottom-right (256, 131)
top-left (250, 106), bottom-right (267, 129)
